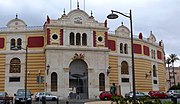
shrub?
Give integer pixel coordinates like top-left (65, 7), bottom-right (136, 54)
top-left (169, 83), bottom-right (180, 90)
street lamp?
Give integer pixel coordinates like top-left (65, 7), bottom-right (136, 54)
top-left (12, 45), bottom-right (28, 104)
top-left (22, 46), bottom-right (28, 104)
top-left (107, 10), bottom-right (136, 103)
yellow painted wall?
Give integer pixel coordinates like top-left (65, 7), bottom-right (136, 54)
top-left (109, 55), bottom-right (118, 85)
top-left (96, 31), bottom-right (106, 47)
top-left (27, 53), bottom-right (45, 94)
top-left (158, 63), bottom-right (166, 91)
top-left (134, 58), bottom-right (152, 92)
top-left (49, 28), bottom-right (60, 45)
top-left (0, 54), bottom-right (5, 91)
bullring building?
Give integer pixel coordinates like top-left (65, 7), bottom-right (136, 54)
top-left (0, 7), bottom-right (166, 98)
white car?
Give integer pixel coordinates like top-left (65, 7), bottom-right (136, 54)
top-left (35, 92), bottom-right (44, 101)
top-left (125, 91), bottom-right (147, 98)
top-left (35, 92), bottom-right (58, 101)
top-left (167, 90), bottom-right (180, 98)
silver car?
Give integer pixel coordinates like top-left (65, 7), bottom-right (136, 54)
top-left (167, 90), bottom-right (180, 98)
top-left (125, 91), bottom-right (146, 98)
top-left (38, 92), bottom-right (58, 101)
top-left (35, 92), bottom-right (44, 101)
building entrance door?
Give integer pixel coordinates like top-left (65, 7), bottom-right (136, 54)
top-left (69, 59), bottom-right (88, 99)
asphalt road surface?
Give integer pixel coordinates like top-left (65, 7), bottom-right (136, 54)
top-left (32, 98), bottom-right (180, 104)
top-left (32, 99), bottom-right (94, 104)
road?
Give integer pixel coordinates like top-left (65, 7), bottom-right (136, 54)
top-left (32, 99), bottom-right (94, 104)
top-left (32, 98), bottom-right (180, 104)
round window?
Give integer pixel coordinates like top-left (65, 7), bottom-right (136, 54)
top-left (98, 36), bottom-right (103, 42)
top-left (52, 34), bottom-right (58, 40)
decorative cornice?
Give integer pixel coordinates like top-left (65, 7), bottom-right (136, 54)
top-left (45, 45), bottom-right (110, 52)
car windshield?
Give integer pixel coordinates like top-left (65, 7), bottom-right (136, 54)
top-left (44, 93), bottom-right (51, 96)
top-left (0, 92), bottom-right (5, 97)
top-left (16, 91), bottom-right (30, 96)
top-left (36, 92), bottom-right (44, 95)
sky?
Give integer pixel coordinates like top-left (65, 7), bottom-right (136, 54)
top-left (0, 0), bottom-right (180, 66)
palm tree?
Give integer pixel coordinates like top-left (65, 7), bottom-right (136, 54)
top-left (169, 54), bottom-right (180, 86)
top-left (166, 57), bottom-right (171, 87)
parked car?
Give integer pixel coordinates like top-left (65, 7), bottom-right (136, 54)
top-left (148, 91), bottom-right (168, 98)
top-left (99, 91), bottom-right (122, 100)
top-left (14, 89), bottom-right (33, 104)
top-left (35, 92), bottom-right (44, 101)
top-left (38, 92), bottom-right (58, 101)
top-left (0, 92), bottom-right (11, 104)
top-left (125, 91), bottom-right (147, 99)
top-left (167, 90), bottom-right (180, 98)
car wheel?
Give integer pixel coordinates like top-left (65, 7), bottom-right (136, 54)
top-left (104, 97), bottom-right (108, 100)
top-left (52, 98), bottom-right (57, 101)
top-left (36, 98), bottom-right (39, 101)
top-left (14, 101), bottom-right (18, 104)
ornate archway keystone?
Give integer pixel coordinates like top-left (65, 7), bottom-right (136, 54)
top-left (72, 53), bottom-right (85, 60)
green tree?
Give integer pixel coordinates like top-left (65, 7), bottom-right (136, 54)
top-left (169, 54), bottom-right (180, 86)
top-left (166, 57), bottom-right (172, 87)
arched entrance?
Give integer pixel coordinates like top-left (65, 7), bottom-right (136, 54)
top-left (69, 59), bottom-right (88, 99)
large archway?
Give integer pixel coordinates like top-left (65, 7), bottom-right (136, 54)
top-left (69, 59), bottom-right (88, 99)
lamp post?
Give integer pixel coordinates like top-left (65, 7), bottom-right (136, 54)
top-left (12, 45), bottom-right (28, 104)
top-left (24, 46), bottom-right (28, 104)
top-left (107, 10), bottom-right (136, 103)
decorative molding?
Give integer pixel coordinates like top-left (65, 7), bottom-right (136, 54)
top-left (72, 53), bottom-right (85, 60)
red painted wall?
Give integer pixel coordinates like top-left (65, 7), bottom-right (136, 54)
top-left (143, 45), bottom-right (149, 56)
top-left (134, 44), bottom-right (142, 54)
top-left (108, 40), bottom-right (116, 51)
top-left (28, 36), bottom-right (44, 48)
top-left (60, 29), bottom-right (63, 45)
top-left (47, 28), bottom-right (50, 45)
top-left (93, 31), bottom-right (96, 47)
top-left (105, 32), bottom-right (108, 47)
top-left (157, 50), bottom-right (162, 59)
top-left (0, 38), bottom-right (4, 49)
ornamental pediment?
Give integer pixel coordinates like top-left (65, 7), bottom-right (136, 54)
top-left (57, 9), bottom-right (101, 26)
top-left (148, 33), bottom-right (156, 43)
top-left (6, 17), bottom-right (27, 30)
top-left (115, 25), bottom-right (130, 38)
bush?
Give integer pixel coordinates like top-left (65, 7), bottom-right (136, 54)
top-left (163, 101), bottom-right (173, 104)
top-left (111, 96), bottom-right (155, 104)
top-left (169, 83), bottom-right (180, 90)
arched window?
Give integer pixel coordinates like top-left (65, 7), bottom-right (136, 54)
top-left (99, 73), bottom-right (105, 91)
top-left (153, 65), bottom-right (157, 77)
top-left (17, 38), bottom-right (22, 49)
top-left (10, 58), bottom-right (21, 73)
top-left (11, 39), bottom-right (16, 49)
top-left (76, 33), bottom-right (81, 45)
top-left (151, 49), bottom-right (156, 59)
top-left (153, 50), bottom-right (156, 59)
top-left (82, 33), bottom-right (87, 46)
top-left (124, 44), bottom-right (128, 54)
top-left (70, 32), bottom-right (74, 45)
top-left (121, 61), bottom-right (129, 74)
top-left (51, 72), bottom-right (57, 91)
top-left (120, 43), bottom-right (123, 53)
